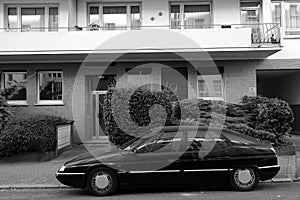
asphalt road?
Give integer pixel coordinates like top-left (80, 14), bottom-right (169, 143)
top-left (0, 182), bottom-right (299, 200)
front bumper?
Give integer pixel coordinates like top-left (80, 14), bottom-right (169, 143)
top-left (258, 165), bottom-right (280, 181)
top-left (55, 171), bottom-right (86, 188)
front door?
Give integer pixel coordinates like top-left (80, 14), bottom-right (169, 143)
top-left (88, 74), bottom-right (116, 140)
top-left (91, 91), bottom-right (107, 139)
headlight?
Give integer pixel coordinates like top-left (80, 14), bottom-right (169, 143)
top-left (59, 166), bottom-right (66, 172)
top-left (270, 147), bottom-right (276, 154)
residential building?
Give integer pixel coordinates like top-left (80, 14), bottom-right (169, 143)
top-left (0, 0), bottom-right (299, 144)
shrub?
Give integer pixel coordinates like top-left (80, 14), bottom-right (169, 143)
top-left (174, 98), bottom-right (248, 126)
top-left (226, 123), bottom-right (277, 144)
top-left (103, 85), bottom-right (178, 146)
top-left (0, 115), bottom-right (72, 156)
top-left (174, 97), bottom-right (293, 146)
top-left (240, 96), bottom-right (294, 140)
top-left (0, 95), bottom-right (11, 130)
top-left (0, 81), bottom-right (26, 130)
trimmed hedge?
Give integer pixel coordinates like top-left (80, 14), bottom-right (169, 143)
top-left (103, 88), bottom-right (294, 147)
top-left (174, 98), bottom-right (248, 126)
top-left (103, 85), bottom-right (178, 146)
top-left (173, 97), bottom-right (293, 146)
top-left (0, 115), bottom-right (72, 156)
top-left (240, 96), bottom-right (294, 140)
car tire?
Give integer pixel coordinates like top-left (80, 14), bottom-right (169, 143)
top-left (86, 167), bottom-right (118, 196)
top-left (229, 167), bottom-right (259, 191)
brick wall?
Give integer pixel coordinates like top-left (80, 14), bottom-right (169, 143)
top-left (222, 61), bottom-right (257, 103)
top-left (0, 63), bottom-right (81, 141)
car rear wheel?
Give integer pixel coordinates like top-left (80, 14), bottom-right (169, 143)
top-left (86, 167), bottom-right (118, 196)
top-left (230, 167), bottom-right (259, 191)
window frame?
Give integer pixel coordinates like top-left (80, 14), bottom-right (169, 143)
top-left (36, 71), bottom-right (64, 105)
top-left (0, 71), bottom-right (28, 105)
top-left (197, 74), bottom-right (224, 101)
top-left (87, 3), bottom-right (142, 30)
top-left (169, 1), bottom-right (212, 29)
top-left (271, 1), bottom-right (300, 37)
top-left (5, 4), bottom-right (59, 32)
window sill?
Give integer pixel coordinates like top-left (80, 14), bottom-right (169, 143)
top-left (198, 97), bottom-right (224, 101)
top-left (283, 36), bottom-right (300, 39)
top-left (34, 101), bottom-right (65, 106)
top-left (7, 101), bottom-right (29, 107)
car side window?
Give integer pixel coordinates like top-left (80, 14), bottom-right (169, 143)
top-left (150, 131), bottom-right (184, 153)
top-left (134, 131), bottom-right (184, 153)
top-left (185, 130), bottom-right (228, 152)
top-left (222, 131), bottom-right (257, 145)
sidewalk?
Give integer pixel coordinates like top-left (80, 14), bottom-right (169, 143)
top-left (0, 144), bottom-right (110, 189)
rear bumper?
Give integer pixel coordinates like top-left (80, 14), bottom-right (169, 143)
top-left (55, 172), bottom-right (86, 188)
top-left (258, 165), bottom-right (280, 181)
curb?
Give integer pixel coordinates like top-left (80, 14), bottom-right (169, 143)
top-left (1, 179), bottom-right (299, 190)
top-left (0, 184), bottom-right (70, 190)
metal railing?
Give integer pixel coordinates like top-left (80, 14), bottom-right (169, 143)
top-left (233, 23), bottom-right (281, 44)
top-left (0, 23), bottom-right (281, 45)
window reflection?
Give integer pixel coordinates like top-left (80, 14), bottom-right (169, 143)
top-left (39, 72), bottom-right (63, 101)
top-left (7, 7), bottom-right (18, 31)
top-left (3, 72), bottom-right (27, 101)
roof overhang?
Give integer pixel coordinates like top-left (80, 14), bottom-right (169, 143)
top-left (0, 47), bottom-right (282, 64)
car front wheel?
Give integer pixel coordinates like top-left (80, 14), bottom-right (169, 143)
top-left (230, 167), bottom-right (259, 191)
top-left (86, 167), bottom-right (118, 196)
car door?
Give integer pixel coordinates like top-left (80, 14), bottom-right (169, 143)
top-left (119, 130), bottom-right (186, 188)
top-left (179, 129), bottom-right (232, 186)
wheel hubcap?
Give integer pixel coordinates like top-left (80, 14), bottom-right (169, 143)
top-left (234, 168), bottom-right (255, 188)
top-left (91, 171), bottom-right (112, 192)
top-left (95, 174), bottom-right (109, 189)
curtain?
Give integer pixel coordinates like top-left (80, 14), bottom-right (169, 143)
top-left (49, 7), bottom-right (58, 31)
top-left (131, 6), bottom-right (141, 29)
top-left (21, 8), bottom-right (45, 32)
top-left (7, 8), bottom-right (17, 31)
top-left (171, 5), bottom-right (180, 29)
top-left (184, 5), bottom-right (211, 29)
top-left (285, 4), bottom-right (300, 29)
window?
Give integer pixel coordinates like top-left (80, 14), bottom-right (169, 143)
top-left (240, 2), bottom-right (261, 24)
top-left (272, 2), bottom-right (281, 26)
top-left (38, 71), bottom-right (63, 104)
top-left (197, 75), bottom-right (223, 100)
top-left (170, 2), bottom-right (211, 29)
top-left (125, 68), bottom-right (152, 88)
top-left (49, 7), bottom-right (59, 31)
top-left (285, 2), bottom-right (300, 35)
top-left (272, 1), bottom-right (300, 36)
top-left (6, 5), bottom-right (58, 32)
top-left (185, 130), bottom-right (228, 156)
top-left (88, 4), bottom-right (141, 30)
top-left (1, 72), bottom-right (27, 104)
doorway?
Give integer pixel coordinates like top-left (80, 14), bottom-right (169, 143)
top-left (87, 74), bottom-right (116, 141)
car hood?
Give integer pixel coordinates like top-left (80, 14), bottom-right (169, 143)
top-left (65, 147), bottom-right (126, 166)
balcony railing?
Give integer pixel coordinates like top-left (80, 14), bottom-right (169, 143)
top-left (0, 23), bottom-right (281, 46)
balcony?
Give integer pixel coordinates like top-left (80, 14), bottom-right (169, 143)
top-left (0, 23), bottom-right (282, 61)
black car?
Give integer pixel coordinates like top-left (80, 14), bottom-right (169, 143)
top-left (56, 126), bottom-right (280, 196)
